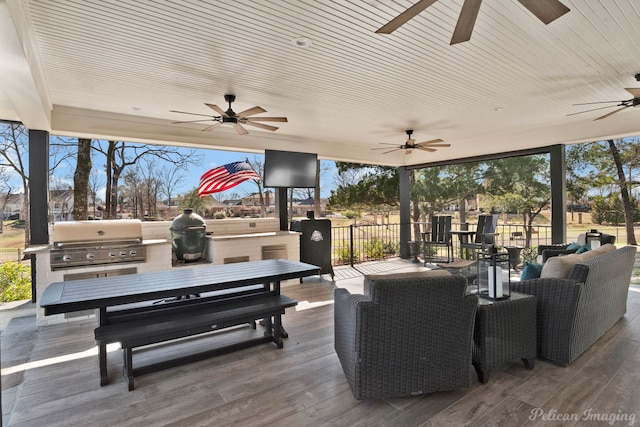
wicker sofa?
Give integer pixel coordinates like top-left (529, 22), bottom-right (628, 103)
top-left (537, 232), bottom-right (616, 262)
top-left (512, 244), bottom-right (636, 366)
top-left (334, 273), bottom-right (477, 400)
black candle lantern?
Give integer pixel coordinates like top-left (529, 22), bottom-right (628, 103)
top-left (585, 229), bottom-right (601, 249)
top-left (477, 246), bottom-right (511, 300)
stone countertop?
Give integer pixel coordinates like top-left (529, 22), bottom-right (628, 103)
top-left (207, 231), bottom-right (300, 240)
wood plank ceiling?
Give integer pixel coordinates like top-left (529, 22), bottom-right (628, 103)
top-left (2, 0), bottom-right (640, 166)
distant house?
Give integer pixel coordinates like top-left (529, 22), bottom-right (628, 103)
top-left (241, 190), bottom-right (273, 208)
top-left (49, 189), bottom-right (74, 222)
top-left (0, 193), bottom-right (24, 219)
top-left (291, 197), bottom-right (327, 217)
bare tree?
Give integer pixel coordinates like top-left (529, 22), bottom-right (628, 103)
top-left (0, 168), bottom-right (12, 233)
top-left (158, 164), bottom-right (184, 219)
top-left (138, 158), bottom-right (161, 219)
top-left (0, 124), bottom-right (30, 245)
top-left (248, 156), bottom-right (267, 216)
top-left (123, 166), bottom-right (143, 219)
top-left (607, 139), bottom-right (637, 245)
top-left (72, 138), bottom-right (92, 220)
top-left (94, 140), bottom-right (201, 218)
top-left (87, 169), bottom-right (104, 219)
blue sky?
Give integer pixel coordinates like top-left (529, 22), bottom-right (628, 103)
top-left (41, 139), bottom-right (339, 201)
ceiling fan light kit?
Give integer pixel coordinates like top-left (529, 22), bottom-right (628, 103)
top-left (170, 94), bottom-right (288, 135)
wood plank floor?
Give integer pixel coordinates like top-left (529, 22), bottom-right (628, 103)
top-left (3, 260), bottom-right (640, 426)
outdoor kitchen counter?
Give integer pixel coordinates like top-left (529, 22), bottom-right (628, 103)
top-left (206, 231), bottom-right (300, 264)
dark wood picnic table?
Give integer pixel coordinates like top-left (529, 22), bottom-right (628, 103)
top-left (40, 259), bottom-right (320, 387)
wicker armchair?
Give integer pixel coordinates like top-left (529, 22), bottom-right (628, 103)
top-left (334, 275), bottom-right (478, 400)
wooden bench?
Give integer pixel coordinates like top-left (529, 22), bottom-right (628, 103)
top-left (95, 287), bottom-right (298, 390)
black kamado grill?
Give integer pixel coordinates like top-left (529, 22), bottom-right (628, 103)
top-left (170, 209), bottom-right (207, 262)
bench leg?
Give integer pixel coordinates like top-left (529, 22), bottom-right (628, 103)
top-left (123, 347), bottom-right (135, 391)
top-left (261, 316), bottom-right (288, 339)
top-left (99, 343), bottom-right (108, 386)
top-left (273, 314), bottom-right (284, 349)
top-left (262, 316), bottom-right (272, 337)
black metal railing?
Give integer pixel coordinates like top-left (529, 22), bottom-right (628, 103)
top-left (0, 248), bottom-right (24, 264)
top-left (331, 223), bottom-right (401, 266)
top-left (330, 221), bottom-right (557, 267)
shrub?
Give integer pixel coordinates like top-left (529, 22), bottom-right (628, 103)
top-left (0, 261), bottom-right (31, 302)
top-left (382, 240), bottom-right (399, 255)
top-left (344, 210), bottom-right (357, 220)
top-left (364, 238), bottom-right (387, 259)
top-left (213, 211), bottom-right (227, 219)
top-left (336, 246), bottom-right (356, 264)
top-left (520, 246), bottom-right (538, 264)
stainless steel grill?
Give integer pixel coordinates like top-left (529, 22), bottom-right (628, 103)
top-left (49, 220), bottom-right (147, 270)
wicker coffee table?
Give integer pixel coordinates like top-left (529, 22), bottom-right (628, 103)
top-left (472, 291), bottom-right (536, 383)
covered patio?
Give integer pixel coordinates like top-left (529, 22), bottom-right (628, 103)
top-left (2, 259), bottom-right (640, 426)
top-left (2, 1), bottom-right (640, 247)
top-left (3, 1), bottom-right (640, 425)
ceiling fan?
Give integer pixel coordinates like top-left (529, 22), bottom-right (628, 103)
top-left (375, 0), bottom-right (570, 45)
top-left (170, 94), bottom-right (287, 135)
top-left (372, 129), bottom-right (450, 155)
top-left (568, 75), bottom-right (640, 121)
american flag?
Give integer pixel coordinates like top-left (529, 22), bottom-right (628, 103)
top-left (198, 161), bottom-right (261, 197)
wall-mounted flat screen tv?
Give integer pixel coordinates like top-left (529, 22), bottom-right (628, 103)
top-left (263, 150), bottom-right (317, 188)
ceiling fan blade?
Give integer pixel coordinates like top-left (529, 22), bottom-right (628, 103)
top-left (245, 117), bottom-right (288, 122)
top-left (566, 105), bottom-right (621, 117)
top-left (205, 103), bottom-right (228, 117)
top-left (594, 106), bottom-right (629, 121)
top-left (572, 100), bottom-right (624, 106)
top-left (169, 110), bottom-right (214, 118)
top-left (237, 106), bottom-right (267, 117)
top-left (372, 146), bottom-right (399, 150)
top-left (450, 0), bottom-right (483, 45)
top-left (516, 0), bottom-right (570, 25)
top-left (375, 0), bottom-right (439, 34)
top-left (416, 138), bottom-right (445, 145)
top-left (405, 150), bottom-right (413, 155)
top-left (625, 88), bottom-right (640, 98)
top-left (172, 119), bottom-right (216, 124)
top-left (381, 148), bottom-right (400, 154)
top-left (244, 121), bottom-right (279, 131)
top-left (233, 123), bottom-right (249, 135)
top-left (201, 122), bottom-right (222, 132)
top-left (417, 146), bottom-right (437, 152)
top-left (420, 143), bottom-right (450, 148)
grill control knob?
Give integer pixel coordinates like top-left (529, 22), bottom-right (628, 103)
top-left (86, 253), bottom-right (95, 260)
top-left (119, 250), bottom-right (127, 257)
top-left (62, 255), bottom-right (72, 262)
top-left (108, 251), bottom-right (116, 258)
top-left (129, 249), bottom-right (137, 256)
